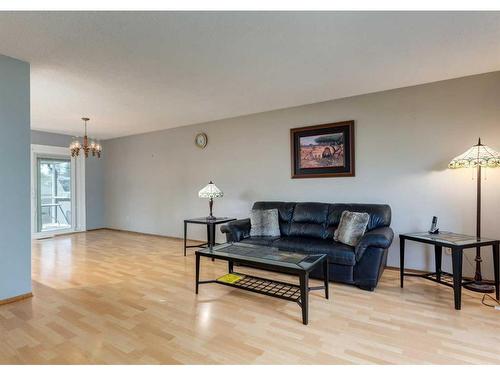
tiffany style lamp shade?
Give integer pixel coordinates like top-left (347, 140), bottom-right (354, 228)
top-left (448, 138), bottom-right (500, 292)
top-left (198, 181), bottom-right (224, 219)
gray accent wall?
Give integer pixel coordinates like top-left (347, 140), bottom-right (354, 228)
top-left (103, 71), bottom-right (500, 279)
top-left (31, 130), bottom-right (105, 230)
top-left (0, 55), bottom-right (31, 300)
top-left (31, 131), bottom-right (74, 149)
top-left (84, 155), bottom-right (105, 230)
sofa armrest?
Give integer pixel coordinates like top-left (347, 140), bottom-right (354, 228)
top-left (220, 218), bottom-right (251, 242)
top-left (355, 226), bottom-right (394, 261)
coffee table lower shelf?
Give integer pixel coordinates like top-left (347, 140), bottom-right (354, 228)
top-left (197, 271), bottom-right (329, 325)
top-left (214, 272), bottom-right (302, 302)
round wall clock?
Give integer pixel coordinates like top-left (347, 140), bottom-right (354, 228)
top-left (195, 132), bottom-right (208, 149)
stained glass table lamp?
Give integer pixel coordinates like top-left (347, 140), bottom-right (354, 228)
top-left (198, 181), bottom-right (224, 219)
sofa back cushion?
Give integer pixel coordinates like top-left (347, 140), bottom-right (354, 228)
top-left (288, 202), bottom-right (329, 239)
top-left (252, 201), bottom-right (295, 236)
top-left (252, 201), bottom-right (391, 239)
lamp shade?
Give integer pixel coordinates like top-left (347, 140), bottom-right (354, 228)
top-left (448, 139), bottom-right (500, 169)
top-left (198, 181), bottom-right (223, 199)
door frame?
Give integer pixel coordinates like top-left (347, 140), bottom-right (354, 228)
top-left (31, 144), bottom-right (86, 239)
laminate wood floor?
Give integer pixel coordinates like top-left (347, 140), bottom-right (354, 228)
top-left (1, 229), bottom-right (500, 364)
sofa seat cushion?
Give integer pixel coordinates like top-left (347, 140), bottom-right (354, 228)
top-left (240, 236), bottom-right (280, 247)
top-left (272, 237), bottom-right (356, 266)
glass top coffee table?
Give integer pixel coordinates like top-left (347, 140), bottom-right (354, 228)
top-left (195, 242), bottom-right (329, 325)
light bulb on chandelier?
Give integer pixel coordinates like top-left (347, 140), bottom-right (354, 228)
top-left (69, 117), bottom-right (102, 158)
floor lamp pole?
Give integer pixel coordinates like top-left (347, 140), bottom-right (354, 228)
top-left (466, 163), bottom-right (495, 292)
top-left (475, 164), bottom-right (482, 281)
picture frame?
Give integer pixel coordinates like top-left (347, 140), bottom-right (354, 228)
top-left (290, 120), bottom-right (355, 178)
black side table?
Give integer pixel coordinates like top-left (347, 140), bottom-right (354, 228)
top-left (183, 217), bottom-right (236, 256)
top-left (399, 231), bottom-right (499, 310)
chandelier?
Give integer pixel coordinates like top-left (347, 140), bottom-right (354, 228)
top-left (69, 117), bottom-right (102, 158)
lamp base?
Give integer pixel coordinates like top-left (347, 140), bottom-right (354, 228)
top-left (463, 280), bottom-right (495, 293)
top-left (206, 215), bottom-right (216, 220)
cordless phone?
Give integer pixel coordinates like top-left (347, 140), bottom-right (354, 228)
top-left (428, 216), bottom-right (439, 234)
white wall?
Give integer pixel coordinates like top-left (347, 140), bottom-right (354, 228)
top-left (104, 71), bottom-right (500, 278)
top-left (0, 54), bottom-right (31, 300)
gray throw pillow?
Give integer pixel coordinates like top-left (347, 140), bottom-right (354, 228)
top-left (334, 211), bottom-right (370, 246)
top-left (250, 209), bottom-right (280, 237)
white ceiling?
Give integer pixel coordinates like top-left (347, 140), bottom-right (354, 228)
top-left (1, 11), bottom-right (500, 139)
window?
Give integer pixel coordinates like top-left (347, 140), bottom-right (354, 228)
top-left (37, 158), bottom-right (72, 232)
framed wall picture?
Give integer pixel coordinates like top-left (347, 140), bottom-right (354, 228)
top-left (290, 120), bottom-right (355, 178)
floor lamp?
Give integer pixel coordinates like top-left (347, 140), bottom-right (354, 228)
top-left (448, 138), bottom-right (500, 293)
